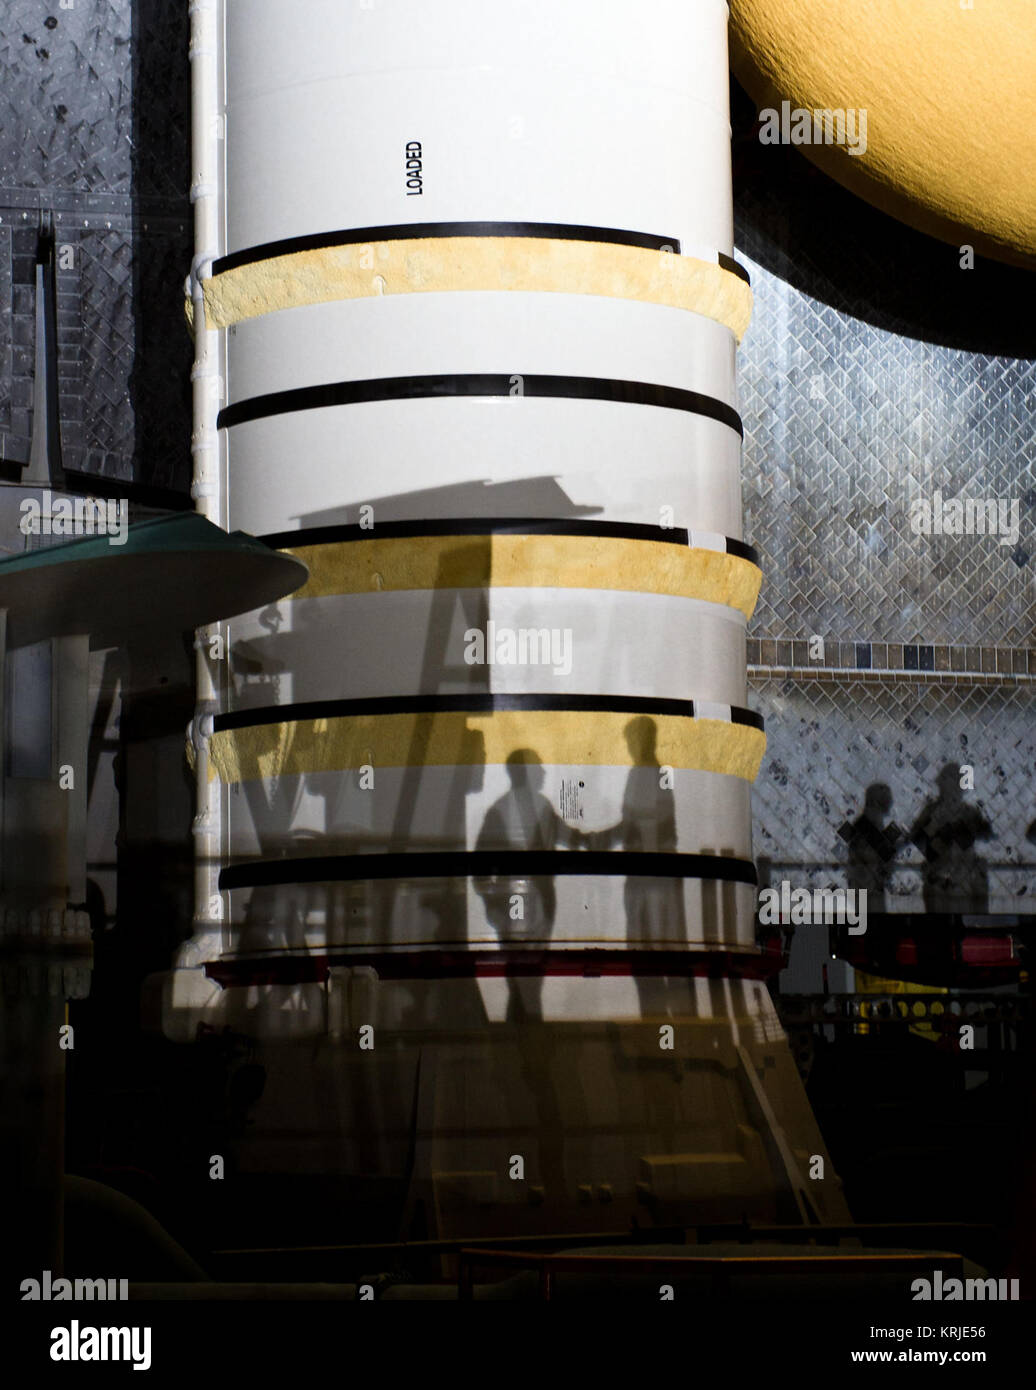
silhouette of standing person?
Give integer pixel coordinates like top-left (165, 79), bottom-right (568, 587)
top-left (839, 783), bottom-right (903, 913)
top-left (911, 763), bottom-right (992, 915)
top-left (474, 749), bottom-right (582, 1022)
top-left (595, 717), bottom-right (686, 1016)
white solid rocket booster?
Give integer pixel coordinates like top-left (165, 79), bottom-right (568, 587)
top-left (174, 0), bottom-right (844, 1236)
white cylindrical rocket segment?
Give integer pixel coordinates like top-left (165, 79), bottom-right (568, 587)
top-left (196, 0), bottom-right (762, 984)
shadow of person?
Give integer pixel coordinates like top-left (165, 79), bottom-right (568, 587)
top-left (838, 783), bottom-right (903, 913)
top-left (910, 763), bottom-right (993, 915)
top-left (472, 749), bottom-right (582, 1023)
top-left (593, 717), bottom-right (686, 1017)
top-left (471, 749), bottom-right (583, 1205)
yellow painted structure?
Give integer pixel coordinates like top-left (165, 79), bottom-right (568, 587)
top-left (731, 0), bottom-right (1036, 267)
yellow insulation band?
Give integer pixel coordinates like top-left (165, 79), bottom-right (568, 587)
top-left (284, 534), bottom-right (762, 620)
top-left (209, 711), bottom-right (765, 785)
top-left (200, 237), bottom-right (753, 340)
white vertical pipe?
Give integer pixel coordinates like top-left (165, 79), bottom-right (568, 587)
top-left (188, 0), bottom-right (225, 949)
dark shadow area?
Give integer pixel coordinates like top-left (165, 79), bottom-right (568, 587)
top-left (910, 763), bottom-right (993, 916)
top-left (474, 749), bottom-right (584, 1021)
top-left (589, 717), bottom-right (688, 1017)
top-left (128, 0), bottom-right (193, 495)
top-left (838, 783), bottom-right (903, 913)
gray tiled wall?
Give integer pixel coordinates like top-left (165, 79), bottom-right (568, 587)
top-left (740, 255), bottom-right (1035, 902)
top-left (749, 675), bottom-right (1036, 913)
top-left (740, 256), bottom-right (1035, 648)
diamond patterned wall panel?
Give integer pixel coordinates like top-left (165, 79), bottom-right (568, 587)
top-left (0, 0), bottom-right (187, 198)
top-left (738, 258), bottom-right (1036, 647)
top-left (48, 223), bottom-right (190, 489)
top-left (0, 0), bottom-right (191, 491)
top-left (65, 227), bottom-right (135, 478)
top-left (750, 676), bottom-right (1036, 913)
top-left (1, 1), bottom-right (133, 195)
